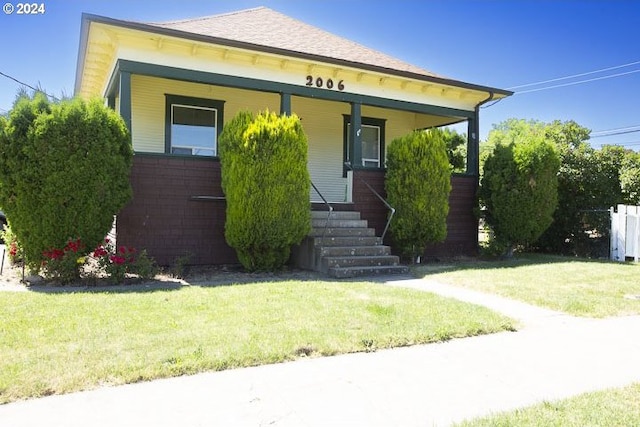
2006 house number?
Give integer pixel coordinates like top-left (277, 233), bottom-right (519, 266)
top-left (305, 75), bottom-right (345, 91)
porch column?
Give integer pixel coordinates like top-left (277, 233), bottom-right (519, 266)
top-left (119, 71), bottom-right (132, 133)
top-left (280, 92), bottom-right (291, 116)
top-left (467, 110), bottom-right (480, 176)
top-left (350, 102), bottom-right (362, 168)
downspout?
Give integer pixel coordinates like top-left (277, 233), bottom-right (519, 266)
top-left (471, 91), bottom-right (494, 253)
top-left (469, 91), bottom-right (494, 177)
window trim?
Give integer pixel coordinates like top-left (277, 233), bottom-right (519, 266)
top-left (164, 94), bottom-right (225, 157)
top-left (343, 115), bottom-right (386, 175)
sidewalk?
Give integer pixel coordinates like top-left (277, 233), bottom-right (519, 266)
top-left (2, 276), bottom-right (640, 426)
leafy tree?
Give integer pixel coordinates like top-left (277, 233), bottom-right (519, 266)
top-left (535, 121), bottom-right (595, 254)
top-left (621, 151), bottom-right (640, 205)
top-left (386, 129), bottom-right (452, 262)
top-left (536, 120), bottom-right (631, 256)
top-left (0, 92), bottom-right (133, 274)
top-left (219, 110), bottom-right (311, 271)
top-left (441, 128), bottom-right (466, 172)
top-left (480, 119), bottom-right (560, 256)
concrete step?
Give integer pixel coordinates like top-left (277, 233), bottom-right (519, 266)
top-left (309, 227), bottom-right (376, 237)
top-left (311, 211), bottom-right (360, 220)
top-left (319, 245), bottom-right (391, 257)
top-left (311, 219), bottom-right (368, 228)
top-left (328, 265), bottom-right (410, 279)
top-left (322, 255), bottom-right (400, 271)
top-left (311, 236), bottom-right (382, 247)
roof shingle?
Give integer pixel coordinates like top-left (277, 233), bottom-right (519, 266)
top-left (146, 7), bottom-right (441, 79)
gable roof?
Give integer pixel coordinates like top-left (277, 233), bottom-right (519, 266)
top-left (75, 7), bottom-right (512, 99)
top-left (146, 7), bottom-right (440, 79)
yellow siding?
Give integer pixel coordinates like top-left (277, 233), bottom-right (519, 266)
top-left (130, 75), bottom-right (280, 153)
top-left (292, 96), bottom-right (350, 203)
top-left (129, 76), bottom-right (442, 203)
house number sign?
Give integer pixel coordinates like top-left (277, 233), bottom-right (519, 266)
top-left (305, 75), bottom-right (345, 91)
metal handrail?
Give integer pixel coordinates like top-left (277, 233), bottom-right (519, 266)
top-left (344, 162), bottom-right (395, 241)
top-left (310, 181), bottom-right (333, 239)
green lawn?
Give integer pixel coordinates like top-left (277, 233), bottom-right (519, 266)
top-left (0, 280), bottom-right (513, 403)
top-left (414, 254), bottom-right (640, 317)
top-left (456, 383), bottom-right (640, 426)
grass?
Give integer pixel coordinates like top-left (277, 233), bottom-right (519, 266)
top-left (456, 383), bottom-right (640, 426)
top-left (414, 254), bottom-right (640, 317)
top-left (0, 280), bottom-right (513, 403)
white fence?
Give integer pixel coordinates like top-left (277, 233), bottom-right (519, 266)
top-left (610, 204), bottom-right (640, 262)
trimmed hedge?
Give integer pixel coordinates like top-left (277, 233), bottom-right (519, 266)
top-left (219, 110), bottom-right (311, 271)
top-left (0, 93), bottom-right (133, 272)
top-left (385, 129), bottom-right (452, 261)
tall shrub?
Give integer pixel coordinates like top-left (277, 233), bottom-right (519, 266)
top-left (219, 110), bottom-right (311, 271)
top-left (480, 120), bottom-right (560, 256)
top-left (385, 129), bottom-right (452, 261)
top-left (0, 93), bottom-right (133, 273)
top-left (535, 121), bottom-right (634, 256)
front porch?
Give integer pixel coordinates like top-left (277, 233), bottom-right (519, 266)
top-left (109, 64), bottom-right (483, 266)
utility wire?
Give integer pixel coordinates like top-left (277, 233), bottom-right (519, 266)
top-left (590, 129), bottom-right (640, 139)
top-left (512, 69), bottom-right (640, 95)
top-left (591, 125), bottom-right (640, 135)
top-left (507, 60), bottom-right (640, 90)
top-left (0, 70), bottom-right (60, 102)
top-left (481, 62), bottom-right (640, 108)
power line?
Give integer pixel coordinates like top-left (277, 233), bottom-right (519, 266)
top-left (0, 70), bottom-right (60, 102)
top-left (590, 129), bottom-right (640, 139)
top-left (512, 69), bottom-right (640, 95)
top-left (507, 60), bottom-right (640, 90)
top-left (592, 125), bottom-right (640, 135)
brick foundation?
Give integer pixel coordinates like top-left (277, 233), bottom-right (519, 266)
top-left (116, 154), bottom-right (237, 265)
top-left (353, 170), bottom-right (479, 258)
top-left (117, 157), bottom-right (478, 266)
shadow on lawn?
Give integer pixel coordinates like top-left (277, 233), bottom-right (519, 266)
top-left (19, 265), bottom-right (337, 295)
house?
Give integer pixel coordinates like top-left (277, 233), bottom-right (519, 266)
top-left (74, 7), bottom-right (512, 271)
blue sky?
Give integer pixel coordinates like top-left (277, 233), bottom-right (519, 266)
top-left (1, 0), bottom-right (639, 148)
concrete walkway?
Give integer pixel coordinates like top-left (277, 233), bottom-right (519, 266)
top-left (2, 276), bottom-right (640, 426)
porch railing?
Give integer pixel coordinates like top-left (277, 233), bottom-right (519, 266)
top-left (344, 162), bottom-right (395, 241)
top-left (311, 181), bottom-right (333, 239)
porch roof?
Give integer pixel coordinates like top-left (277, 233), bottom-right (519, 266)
top-left (74, 7), bottom-right (512, 102)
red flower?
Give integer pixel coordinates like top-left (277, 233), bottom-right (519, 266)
top-left (93, 246), bottom-right (108, 258)
top-left (64, 238), bottom-right (83, 253)
top-left (43, 248), bottom-right (64, 260)
top-left (109, 255), bottom-right (126, 265)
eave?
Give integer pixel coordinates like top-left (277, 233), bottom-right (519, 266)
top-left (75, 13), bottom-right (513, 104)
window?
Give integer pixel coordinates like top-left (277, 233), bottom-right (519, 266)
top-left (165, 95), bottom-right (224, 156)
top-left (360, 125), bottom-right (381, 167)
top-left (343, 116), bottom-right (386, 170)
